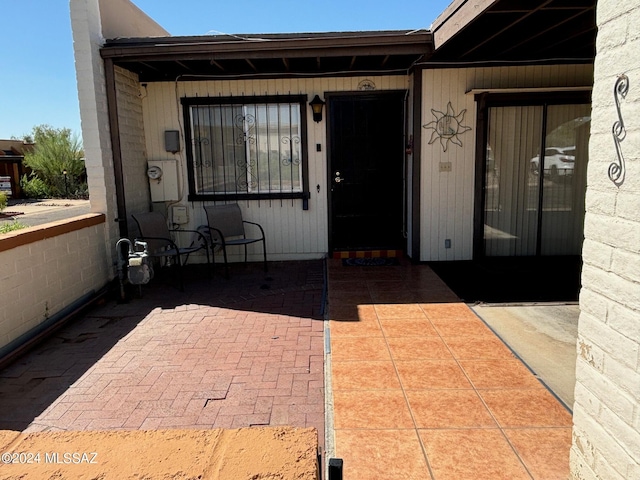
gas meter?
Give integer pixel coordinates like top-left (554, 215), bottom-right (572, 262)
top-left (116, 238), bottom-right (154, 299)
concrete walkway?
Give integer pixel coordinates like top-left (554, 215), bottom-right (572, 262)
top-left (0, 199), bottom-right (91, 227)
top-left (472, 303), bottom-right (579, 407)
top-left (326, 258), bottom-right (573, 480)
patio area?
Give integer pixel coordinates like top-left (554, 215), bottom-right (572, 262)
top-left (0, 257), bottom-right (574, 479)
top-left (326, 257), bottom-right (573, 480)
top-left (0, 261), bottom-right (325, 444)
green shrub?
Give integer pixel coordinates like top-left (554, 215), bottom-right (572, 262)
top-left (22, 125), bottom-right (85, 199)
top-left (21, 174), bottom-right (51, 199)
top-left (72, 182), bottom-right (89, 199)
top-left (0, 220), bottom-right (27, 234)
top-left (0, 192), bottom-right (6, 212)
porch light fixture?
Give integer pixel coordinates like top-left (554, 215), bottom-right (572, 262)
top-left (309, 95), bottom-right (325, 123)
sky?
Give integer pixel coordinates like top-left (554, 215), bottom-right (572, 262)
top-left (0, 0), bottom-right (452, 142)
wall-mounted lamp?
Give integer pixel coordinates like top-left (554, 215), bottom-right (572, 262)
top-left (309, 95), bottom-right (325, 123)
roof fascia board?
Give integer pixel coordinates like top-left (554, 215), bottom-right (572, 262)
top-left (100, 32), bottom-right (432, 61)
top-left (418, 58), bottom-right (593, 69)
top-left (430, 0), bottom-right (498, 49)
top-left (160, 70), bottom-right (412, 83)
top-left (466, 86), bottom-right (592, 95)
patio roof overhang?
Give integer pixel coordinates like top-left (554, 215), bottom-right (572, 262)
top-left (100, 30), bottom-right (434, 82)
top-left (427, 0), bottom-right (597, 66)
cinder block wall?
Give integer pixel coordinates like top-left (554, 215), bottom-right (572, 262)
top-left (0, 216), bottom-right (108, 353)
top-left (571, 1), bottom-right (640, 478)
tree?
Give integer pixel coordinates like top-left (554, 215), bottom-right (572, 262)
top-left (22, 125), bottom-right (86, 198)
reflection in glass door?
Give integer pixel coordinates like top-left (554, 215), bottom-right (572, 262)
top-left (484, 104), bottom-right (590, 256)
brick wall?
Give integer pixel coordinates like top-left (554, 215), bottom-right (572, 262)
top-left (571, 1), bottom-right (640, 478)
top-left (115, 66), bottom-right (151, 235)
top-left (0, 215), bottom-right (108, 354)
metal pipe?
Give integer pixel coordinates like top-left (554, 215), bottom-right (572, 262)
top-left (0, 288), bottom-right (106, 370)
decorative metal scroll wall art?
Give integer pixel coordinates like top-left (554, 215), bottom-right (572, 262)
top-left (609, 74), bottom-right (629, 187)
top-left (423, 102), bottom-right (472, 152)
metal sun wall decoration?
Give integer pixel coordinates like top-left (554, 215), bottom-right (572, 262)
top-left (423, 102), bottom-right (472, 152)
top-left (609, 74), bottom-right (629, 187)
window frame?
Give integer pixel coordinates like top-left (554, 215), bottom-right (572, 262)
top-left (182, 95), bottom-right (310, 204)
top-left (472, 90), bottom-right (592, 258)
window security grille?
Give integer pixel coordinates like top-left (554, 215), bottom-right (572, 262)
top-left (182, 95), bottom-right (309, 204)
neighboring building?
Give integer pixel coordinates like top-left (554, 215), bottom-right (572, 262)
top-left (0, 139), bottom-right (33, 198)
top-left (68, 0), bottom-right (639, 478)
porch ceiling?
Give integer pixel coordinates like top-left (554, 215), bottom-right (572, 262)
top-left (100, 30), bottom-right (433, 82)
top-left (429, 0), bottom-right (597, 64)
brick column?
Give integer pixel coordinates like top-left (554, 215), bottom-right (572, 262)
top-left (571, 1), bottom-right (640, 479)
top-left (70, 0), bottom-right (119, 273)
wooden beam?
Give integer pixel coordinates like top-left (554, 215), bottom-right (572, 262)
top-left (503, 7), bottom-right (595, 56)
top-left (175, 61), bottom-right (193, 72)
top-left (432, 0), bottom-right (496, 48)
top-left (140, 61), bottom-right (162, 72)
top-left (103, 58), bottom-right (128, 238)
top-left (460, 0), bottom-right (555, 58)
top-left (411, 68), bottom-right (423, 262)
top-left (210, 59), bottom-right (225, 71)
top-left (245, 59), bottom-right (258, 71)
top-left (101, 32), bottom-right (433, 61)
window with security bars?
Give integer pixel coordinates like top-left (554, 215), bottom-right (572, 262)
top-left (182, 95), bottom-right (309, 203)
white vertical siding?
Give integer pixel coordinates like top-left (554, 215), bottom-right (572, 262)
top-left (420, 64), bottom-right (593, 261)
top-left (142, 75), bottom-right (408, 261)
top-left (421, 68), bottom-right (477, 261)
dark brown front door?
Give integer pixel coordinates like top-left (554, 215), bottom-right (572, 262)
top-left (328, 92), bottom-right (405, 251)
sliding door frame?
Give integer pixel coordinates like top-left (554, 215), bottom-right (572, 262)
top-left (473, 91), bottom-right (592, 260)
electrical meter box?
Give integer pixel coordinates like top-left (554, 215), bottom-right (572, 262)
top-left (147, 160), bottom-right (179, 202)
top-left (171, 205), bottom-right (189, 224)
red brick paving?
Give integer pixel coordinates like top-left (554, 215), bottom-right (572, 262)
top-left (0, 261), bottom-right (325, 449)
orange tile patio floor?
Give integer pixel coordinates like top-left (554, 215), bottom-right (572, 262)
top-left (326, 258), bottom-right (573, 480)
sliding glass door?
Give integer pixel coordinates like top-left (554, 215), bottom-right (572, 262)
top-left (483, 103), bottom-right (590, 257)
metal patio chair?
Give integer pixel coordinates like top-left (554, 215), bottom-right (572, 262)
top-left (132, 211), bottom-right (211, 291)
top-left (203, 204), bottom-right (267, 278)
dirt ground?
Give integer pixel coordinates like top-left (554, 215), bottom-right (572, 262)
top-left (0, 426), bottom-right (319, 479)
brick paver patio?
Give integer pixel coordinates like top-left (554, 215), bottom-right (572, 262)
top-left (0, 261), bottom-right (325, 448)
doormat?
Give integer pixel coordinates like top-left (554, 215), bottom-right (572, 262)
top-left (333, 250), bottom-right (402, 259)
top-left (342, 257), bottom-right (400, 267)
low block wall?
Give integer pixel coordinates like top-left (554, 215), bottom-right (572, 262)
top-left (0, 214), bottom-right (109, 357)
